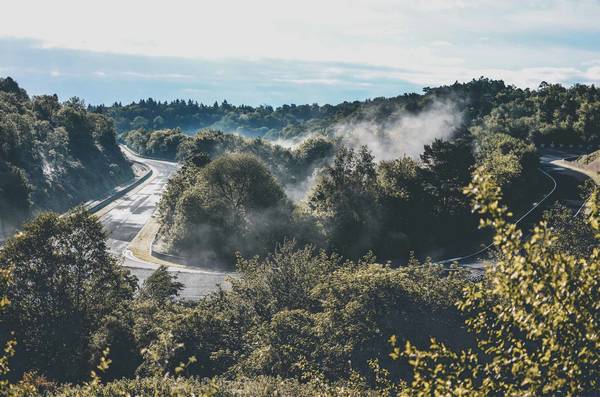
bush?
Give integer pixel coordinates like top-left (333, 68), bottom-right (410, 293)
top-left (0, 209), bottom-right (136, 382)
top-left (130, 242), bottom-right (470, 386)
top-left (159, 153), bottom-right (298, 264)
top-left (395, 170), bottom-right (600, 395)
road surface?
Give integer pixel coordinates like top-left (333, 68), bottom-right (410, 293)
top-left (103, 147), bottom-right (593, 294)
top-left (539, 149), bottom-right (591, 213)
top-left (99, 147), bottom-right (231, 299)
top-left (443, 148), bottom-right (592, 269)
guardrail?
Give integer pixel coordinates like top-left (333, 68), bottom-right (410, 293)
top-left (1, 156), bottom-right (153, 245)
top-left (85, 166), bottom-right (153, 214)
top-left (150, 245), bottom-right (189, 265)
top-left (540, 143), bottom-right (600, 150)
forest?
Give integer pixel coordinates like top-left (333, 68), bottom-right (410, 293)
top-left (1, 171), bottom-right (598, 396)
top-left (148, 131), bottom-right (541, 265)
top-left (0, 76), bottom-right (599, 396)
top-left (101, 78), bottom-right (600, 145)
top-left (117, 78), bottom-right (600, 264)
top-left (122, 80), bottom-right (548, 265)
top-left (0, 77), bottom-right (133, 239)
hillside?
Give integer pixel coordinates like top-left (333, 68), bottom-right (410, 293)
top-left (577, 149), bottom-right (600, 172)
top-left (97, 78), bottom-right (600, 147)
top-left (0, 77), bottom-right (134, 237)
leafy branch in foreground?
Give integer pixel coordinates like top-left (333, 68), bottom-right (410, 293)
top-left (391, 169), bottom-right (600, 396)
top-left (0, 266), bottom-right (16, 395)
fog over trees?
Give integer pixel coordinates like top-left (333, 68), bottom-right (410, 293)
top-left (1, 76), bottom-right (599, 396)
top-left (103, 78), bottom-right (600, 146)
top-left (0, 77), bottom-right (133, 238)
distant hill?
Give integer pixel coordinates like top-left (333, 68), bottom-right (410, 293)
top-left (0, 77), bottom-right (134, 237)
top-left (95, 78), bottom-right (600, 147)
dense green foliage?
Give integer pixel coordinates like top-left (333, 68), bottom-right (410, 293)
top-left (0, 210), bottom-right (470, 395)
top-left (158, 132), bottom-right (542, 263)
top-left (101, 78), bottom-right (600, 146)
top-left (542, 203), bottom-right (597, 257)
top-left (123, 128), bottom-right (334, 188)
top-left (157, 153), bottom-right (299, 263)
top-left (121, 78), bottom-right (567, 263)
top-left (121, 128), bottom-right (187, 160)
top-left (394, 171), bottom-right (600, 396)
top-left (0, 171), bottom-right (597, 396)
top-left (474, 132), bottom-right (541, 212)
top-left (139, 265), bottom-right (184, 302)
top-left (14, 375), bottom-right (379, 396)
top-left (304, 133), bottom-right (540, 261)
top-left (0, 209), bottom-right (136, 382)
top-left (2, 76), bottom-right (598, 395)
top-left (129, 244), bottom-right (470, 383)
top-left (97, 97), bottom-right (343, 137)
top-left (0, 77), bottom-right (133, 237)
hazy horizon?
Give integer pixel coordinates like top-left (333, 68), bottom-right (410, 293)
top-left (2, 0), bottom-right (600, 106)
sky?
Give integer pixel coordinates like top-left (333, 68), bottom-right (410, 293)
top-left (1, 0), bottom-right (600, 106)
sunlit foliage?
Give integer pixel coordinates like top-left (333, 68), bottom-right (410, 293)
top-left (393, 169), bottom-right (600, 396)
top-left (0, 77), bottom-right (133, 236)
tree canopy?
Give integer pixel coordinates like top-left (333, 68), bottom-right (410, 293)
top-left (0, 209), bottom-right (136, 382)
top-left (0, 77), bottom-right (133, 238)
top-left (393, 171), bottom-right (600, 396)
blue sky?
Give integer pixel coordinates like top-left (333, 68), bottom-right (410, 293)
top-left (1, 0), bottom-right (600, 106)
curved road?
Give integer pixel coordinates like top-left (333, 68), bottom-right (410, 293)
top-left (103, 147), bottom-right (593, 296)
top-left (98, 147), bottom-right (231, 299)
top-left (442, 148), bottom-right (593, 270)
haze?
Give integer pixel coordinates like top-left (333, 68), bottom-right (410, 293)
top-left (1, 0), bottom-right (600, 105)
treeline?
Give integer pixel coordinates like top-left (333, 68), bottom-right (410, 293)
top-left (1, 176), bottom-right (598, 395)
top-left (121, 128), bottom-right (187, 160)
top-left (155, 130), bottom-right (542, 265)
top-left (96, 97), bottom-right (340, 137)
top-left (99, 78), bottom-right (600, 145)
top-left (123, 128), bottom-right (333, 188)
top-left (0, 77), bottom-right (133, 236)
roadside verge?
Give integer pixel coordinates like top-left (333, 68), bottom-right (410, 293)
top-left (552, 159), bottom-right (600, 185)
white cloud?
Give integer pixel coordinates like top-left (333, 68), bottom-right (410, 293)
top-left (272, 78), bottom-right (371, 87)
top-left (1, 0), bottom-right (599, 89)
top-left (583, 66), bottom-right (600, 81)
top-left (122, 71), bottom-right (193, 80)
top-left (507, 0), bottom-right (600, 31)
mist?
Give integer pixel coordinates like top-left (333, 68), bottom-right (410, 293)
top-left (273, 99), bottom-right (463, 203)
top-left (284, 168), bottom-right (320, 203)
top-left (332, 99), bottom-right (463, 162)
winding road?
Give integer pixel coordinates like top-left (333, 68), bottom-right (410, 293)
top-left (442, 148), bottom-right (593, 269)
top-left (97, 147), bottom-right (231, 300)
top-left (99, 146), bottom-right (594, 297)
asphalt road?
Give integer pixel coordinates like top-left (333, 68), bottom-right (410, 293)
top-left (99, 147), bottom-right (231, 300)
top-left (539, 149), bottom-right (590, 212)
top-left (445, 148), bottom-right (592, 269)
top-left (103, 147), bottom-right (593, 295)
